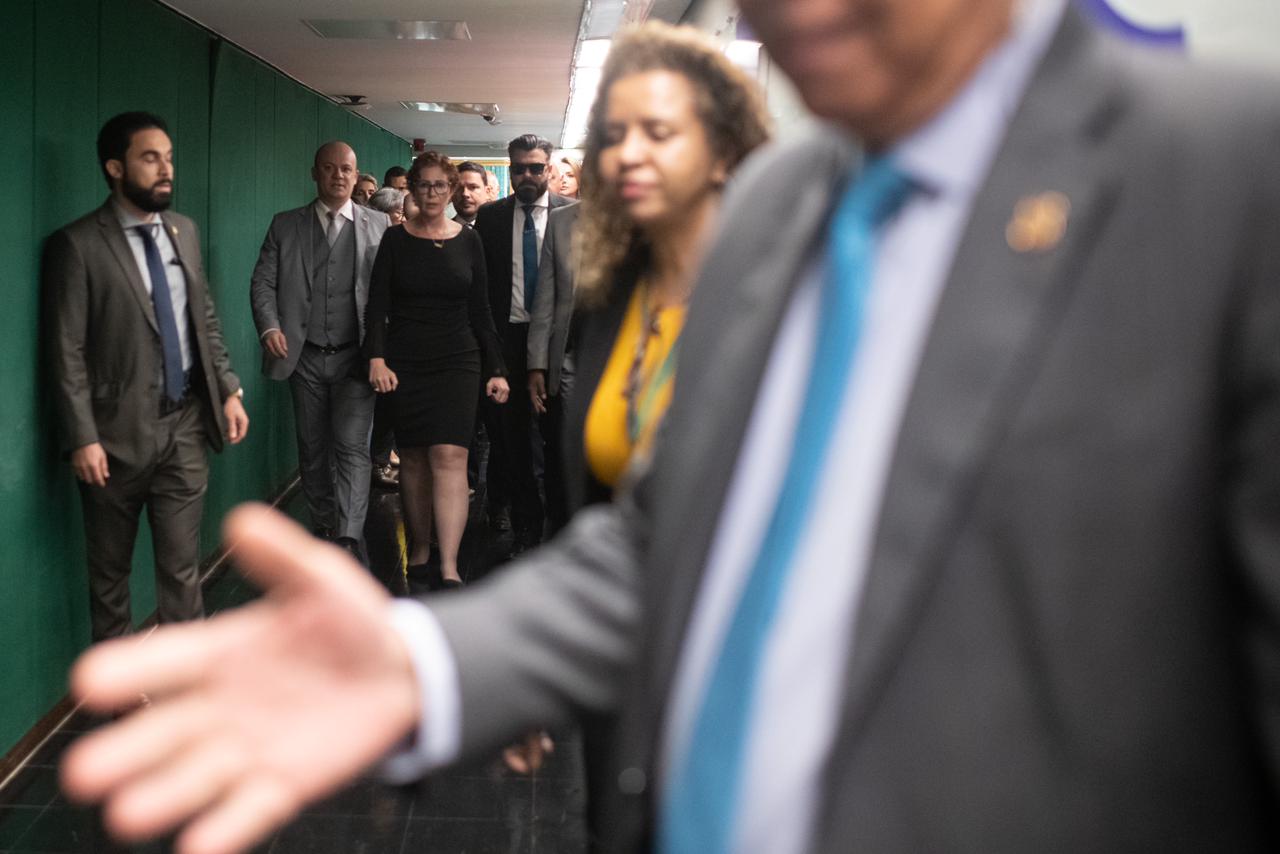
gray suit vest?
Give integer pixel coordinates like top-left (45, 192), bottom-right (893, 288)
top-left (306, 214), bottom-right (358, 347)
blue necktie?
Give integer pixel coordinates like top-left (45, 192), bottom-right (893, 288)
top-left (522, 204), bottom-right (538, 310)
top-left (136, 224), bottom-right (186, 403)
top-left (661, 157), bottom-right (914, 854)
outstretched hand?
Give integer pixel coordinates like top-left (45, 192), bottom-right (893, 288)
top-left (61, 504), bottom-right (422, 854)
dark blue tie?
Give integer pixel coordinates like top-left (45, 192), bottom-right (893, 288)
top-left (136, 224), bottom-right (185, 403)
top-left (661, 157), bottom-right (914, 854)
top-left (522, 204), bottom-right (538, 310)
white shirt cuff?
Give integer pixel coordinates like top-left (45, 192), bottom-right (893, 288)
top-left (377, 598), bottom-right (463, 783)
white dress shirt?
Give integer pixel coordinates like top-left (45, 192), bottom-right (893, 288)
top-left (382, 1), bottom-right (1068, 847)
top-left (114, 202), bottom-right (193, 373)
top-left (509, 191), bottom-right (551, 323)
top-left (314, 197), bottom-right (355, 233)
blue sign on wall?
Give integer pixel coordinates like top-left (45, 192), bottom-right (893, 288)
top-left (1077, 0), bottom-right (1186, 47)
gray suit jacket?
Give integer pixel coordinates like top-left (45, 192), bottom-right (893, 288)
top-left (45, 201), bottom-right (241, 470)
top-left (527, 201), bottom-right (581, 394)
top-left (249, 202), bottom-right (389, 380)
top-left (430, 10), bottom-right (1280, 851)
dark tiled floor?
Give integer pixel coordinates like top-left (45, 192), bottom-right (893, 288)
top-left (0, 473), bottom-right (587, 853)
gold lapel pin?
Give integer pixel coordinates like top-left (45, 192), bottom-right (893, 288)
top-left (169, 224), bottom-right (179, 237)
top-left (1006, 191), bottom-right (1070, 253)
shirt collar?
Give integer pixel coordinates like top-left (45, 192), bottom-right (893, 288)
top-left (315, 198), bottom-right (355, 222)
top-left (521, 191), bottom-right (550, 211)
top-left (112, 199), bottom-right (161, 230)
top-left (889, 0), bottom-right (1067, 198)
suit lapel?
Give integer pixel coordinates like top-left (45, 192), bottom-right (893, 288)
top-left (297, 205), bottom-right (315, 295)
top-left (828, 8), bottom-right (1126, 765)
top-left (500, 196), bottom-right (516, 276)
top-left (97, 203), bottom-right (159, 334)
top-left (160, 213), bottom-right (201, 321)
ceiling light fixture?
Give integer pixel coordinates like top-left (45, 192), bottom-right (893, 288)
top-left (401, 102), bottom-right (502, 125)
top-left (303, 19), bottom-right (471, 41)
top-left (562, 0), bottom-right (658, 148)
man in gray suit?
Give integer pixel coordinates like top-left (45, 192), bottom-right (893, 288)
top-left (249, 142), bottom-right (389, 557)
top-left (527, 201), bottom-right (581, 534)
top-left (45, 112), bottom-right (249, 642)
top-left (64, 1), bottom-right (1280, 852)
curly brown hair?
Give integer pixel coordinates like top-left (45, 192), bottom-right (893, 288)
top-left (576, 22), bottom-right (771, 303)
top-left (408, 150), bottom-right (459, 189)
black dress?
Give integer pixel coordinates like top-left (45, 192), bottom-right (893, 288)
top-left (365, 225), bottom-right (505, 448)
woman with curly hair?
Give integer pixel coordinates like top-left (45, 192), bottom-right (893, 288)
top-left (564, 21), bottom-right (771, 512)
top-left (513, 18), bottom-right (771, 830)
top-left (365, 151), bottom-right (510, 589)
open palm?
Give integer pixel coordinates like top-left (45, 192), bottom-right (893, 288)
top-left (62, 504), bottom-right (421, 854)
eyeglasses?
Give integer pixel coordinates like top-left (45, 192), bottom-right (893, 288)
top-left (509, 163), bottom-right (547, 176)
top-left (413, 181), bottom-right (452, 195)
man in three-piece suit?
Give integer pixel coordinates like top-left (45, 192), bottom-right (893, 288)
top-left (65, 1), bottom-right (1280, 852)
top-left (249, 141), bottom-right (389, 558)
top-left (474, 135), bottom-right (574, 553)
top-left (45, 112), bottom-right (249, 642)
top-left (527, 201), bottom-right (581, 535)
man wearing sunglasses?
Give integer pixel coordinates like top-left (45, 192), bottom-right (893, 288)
top-left (474, 135), bottom-right (574, 561)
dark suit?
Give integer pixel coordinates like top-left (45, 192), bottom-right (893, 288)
top-left (45, 200), bottom-right (241, 641)
top-left (474, 192), bottom-right (573, 543)
top-left (429, 9), bottom-right (1280, 852)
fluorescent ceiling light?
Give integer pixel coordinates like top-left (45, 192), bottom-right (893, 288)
top-left (726, 39), bottom-right (762, 69)
top-left (303, 20), bottom-right (471, 40)
top-left (576, 38), bottom-right (613, 68)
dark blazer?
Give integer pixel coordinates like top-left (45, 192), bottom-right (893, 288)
top-left (431, 9), bottom-right (1280, 852)
top-left (45, 201), bottom-right (241, 470)
top-left (473, 192), bottom-right (574, 339)
top-left (559, 259), bottom-right (640, 516)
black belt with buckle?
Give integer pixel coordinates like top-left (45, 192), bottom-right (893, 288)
top-left (306, 341), bottom-right (357, 356)
top-left (160, 372), bottom-right (192, 417)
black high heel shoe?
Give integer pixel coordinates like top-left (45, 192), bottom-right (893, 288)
top-left (406, 561), bottom-right (444, 591)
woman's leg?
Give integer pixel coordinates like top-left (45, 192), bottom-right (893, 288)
top-left (398, 446), bottom-right (434, 565)
top-left (428, 444), bottom-right (470, 583)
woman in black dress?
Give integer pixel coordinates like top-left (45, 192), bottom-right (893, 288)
top-left (366, 151), bottom-right (509, 587)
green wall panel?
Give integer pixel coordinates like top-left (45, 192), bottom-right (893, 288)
top-left (0, 0), bottom-right (44, 759)
top-left (0, 0), bottom-right (406, 757)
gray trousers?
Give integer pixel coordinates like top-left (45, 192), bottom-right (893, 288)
top-left (78, 398), bottom-right (208, 642)
top-left (289, 344), bottom-right (375, 540)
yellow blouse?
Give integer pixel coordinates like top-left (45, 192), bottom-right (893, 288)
top-left (584, 285), bottom-right (687, 489)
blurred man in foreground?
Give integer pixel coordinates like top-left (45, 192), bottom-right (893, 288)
top-left (64, 2), bottom-right (1280, 853)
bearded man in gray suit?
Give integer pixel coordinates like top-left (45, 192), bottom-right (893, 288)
top-left (249, 142), bottom-right (389, 558)
top-left (46, 112), bottom-right (249, 643)
top-left (66, 1), bottom-right (1280, 852)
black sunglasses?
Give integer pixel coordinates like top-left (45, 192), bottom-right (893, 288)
top-left (510, 163), bottom-right (547, 176)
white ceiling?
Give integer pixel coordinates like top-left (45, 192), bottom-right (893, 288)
top-left (162, 0), bottom-right (694, 157)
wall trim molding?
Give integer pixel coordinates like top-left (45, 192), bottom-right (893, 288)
top-left (0, 474), bottom-right (301, 796)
